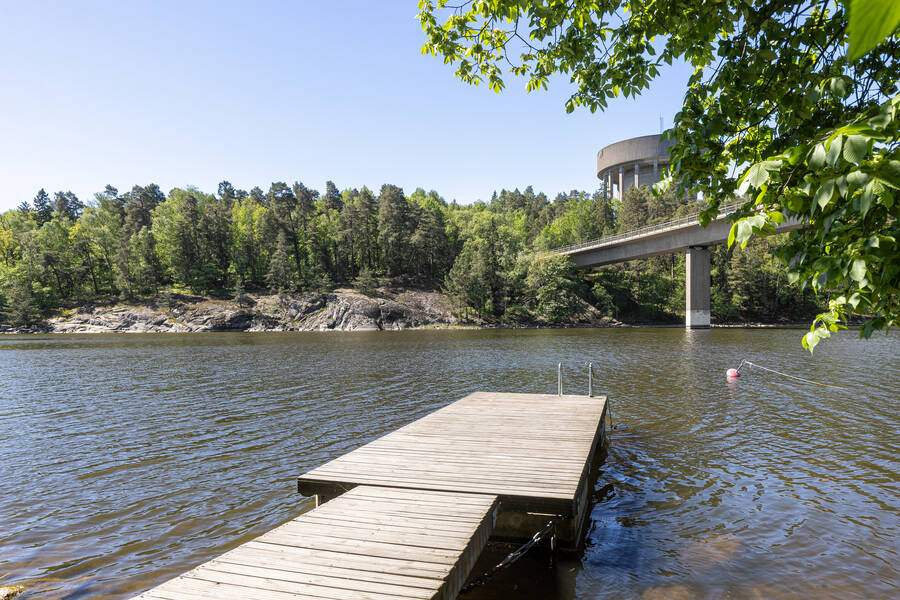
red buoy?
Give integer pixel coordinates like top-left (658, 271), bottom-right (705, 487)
top-left (726, 368), bottom-right (741, 378)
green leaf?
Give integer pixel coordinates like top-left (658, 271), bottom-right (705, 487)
top-left (848, 0), bottom-right (900, 61)
top-left (859, 181), bottom-right (875, 216)
top-left (808, 144), bottom-right (827, 169)
top-left (862, 320), bottom-right (875, 338)
top-left (850, 258), bottom-right (867, 282)
top-left (412, 4), bottom-right (900, 346)
top-left (698, 213), bottom-right (711, 227)
top-left (879, 160), bottom-right (900, 189)
top-left (785, 146), bottom-right (806, 166)
top-left (736, 220), bottom-right (753, 249)
top-left (835, 175), bottom-right (848, 198)
top-left (738, 163), bottom-right (770, 194)
top-left (652, 176), bottom-right (672, 195)
top-left (814, 180), bottom-right (835, 210)
top-left (846, 169), bottom-right (868, 189)
top-left (802, 329), bottom-right (820, 353)
top-left (746, 214), bottom-right (767, 230)
top-left (842, 135), bottom-right (869, 164)
top-left (825, 136), bottom-right (844, 167)
top-left (869, 105), bottom-right (893, 129)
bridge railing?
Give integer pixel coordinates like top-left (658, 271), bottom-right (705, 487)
top-left (553, 200), bottom-right (745, 255)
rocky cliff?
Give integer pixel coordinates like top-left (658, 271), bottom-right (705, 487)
top-left (8, 289), bottom-right (458, 334)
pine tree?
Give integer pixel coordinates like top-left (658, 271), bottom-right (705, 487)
top-left (354, 266), bottom-right (379, 295)
top-left (133, 227), bottom-right (161, 294)
top-left (115, 242), bottom-right (135, 300)
top-left (233, 275), bottom-right (246, 309)
top-left (33, 189), bottom-right (53, 225)
top-left (377, 184), bottom-right (412, 277)
top-left (269, 182), bottom-right (305, 280)
top-left (218, 180), bottom-right (247, 203)
top-left (410, 203), bottom-right (448, 281)
top-left (357, 187), bottom-right (380, 270)
top-left (1, 280), bottom-right (40, 327)
top-left (323, 180), bottom-right (343, 212)
top-left (443, 244), bottom-right (478, 320)
top-left (54, 191), bottom-right (84, 220)
top-left (476, 217), bottom-right (505, 316)
top-left (267, 231), bottom-right (295, 293)
top-left (123, 184), bottom-right (164, 237)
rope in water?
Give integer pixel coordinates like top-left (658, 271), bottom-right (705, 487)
top-left (737, 360), bottom-right (850, 391)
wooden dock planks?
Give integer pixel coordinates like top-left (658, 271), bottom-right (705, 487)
top-left (133, 486), bottom-right (498, 600)
top-left (298, 392), bottom-right (608, 516)
top-left (134, 391), bottom-right (608, 600)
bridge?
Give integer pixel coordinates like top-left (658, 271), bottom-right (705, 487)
top-left (554, 202), bottom-right (802, 328)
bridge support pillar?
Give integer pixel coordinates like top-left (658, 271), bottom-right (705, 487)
top-left (685, 246), bottom-right (710, 329)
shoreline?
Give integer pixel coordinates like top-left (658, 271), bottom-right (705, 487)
top-left (1, 320), bottom-right (818, 335)
top-left (0, 287), bottom-right (821, 335)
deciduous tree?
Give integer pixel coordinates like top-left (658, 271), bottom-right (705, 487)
top-left (418, 0), bottom-right (900, 346)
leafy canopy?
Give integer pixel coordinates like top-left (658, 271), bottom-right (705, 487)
top-left (418, 0), bottom-right (900, 349)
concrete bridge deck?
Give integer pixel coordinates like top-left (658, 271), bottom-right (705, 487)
top-left (556, 202), bottom-right (746, 266)
top-left (554, 203), bottom-right (802, 328)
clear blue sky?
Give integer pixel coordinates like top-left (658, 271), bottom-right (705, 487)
top-left (0, 1), bottom-right (692, 211)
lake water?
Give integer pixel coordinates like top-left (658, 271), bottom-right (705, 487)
top-left (1, 328), bottom-right (897, 599)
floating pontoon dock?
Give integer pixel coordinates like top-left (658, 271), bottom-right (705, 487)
top-left (134, 392), bottom-right (608, 600)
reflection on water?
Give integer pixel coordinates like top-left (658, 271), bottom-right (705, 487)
top-left (0, 329), bottom-right (897, 599)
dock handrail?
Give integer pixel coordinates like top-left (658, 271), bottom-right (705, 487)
top-left (588, 362), bottom-right (593, 397)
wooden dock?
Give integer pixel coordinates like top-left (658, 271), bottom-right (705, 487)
top-left (299, 392), bottom-right (608, 543)
top-left (135, 486), bottom-right (498, 600)
top-left (133, 391), bottom-right (607, 599)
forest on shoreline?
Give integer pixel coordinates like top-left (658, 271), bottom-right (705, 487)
top-left (0, 181), bottom-right (824, 327)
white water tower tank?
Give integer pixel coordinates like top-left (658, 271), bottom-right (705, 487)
top-left (596, 134), bottom-right (675, 199)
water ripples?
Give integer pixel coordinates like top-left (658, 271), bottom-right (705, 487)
top-left (1, 329), bottom-right (897, 599)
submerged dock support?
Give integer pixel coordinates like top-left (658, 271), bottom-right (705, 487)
top-left (686, 246), bottom-right (711, 329)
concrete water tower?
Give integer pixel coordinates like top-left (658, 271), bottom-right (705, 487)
top-left (594, 133), bottom-right (711, 328)
top-left (597, 134), bottom-right (675, 199)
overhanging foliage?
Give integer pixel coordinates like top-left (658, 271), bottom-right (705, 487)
top-left (418, 0), bottom-right (900, 349)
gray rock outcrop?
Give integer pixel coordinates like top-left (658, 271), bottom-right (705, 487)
top-left (36, 289), bottom-right (457, 334)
